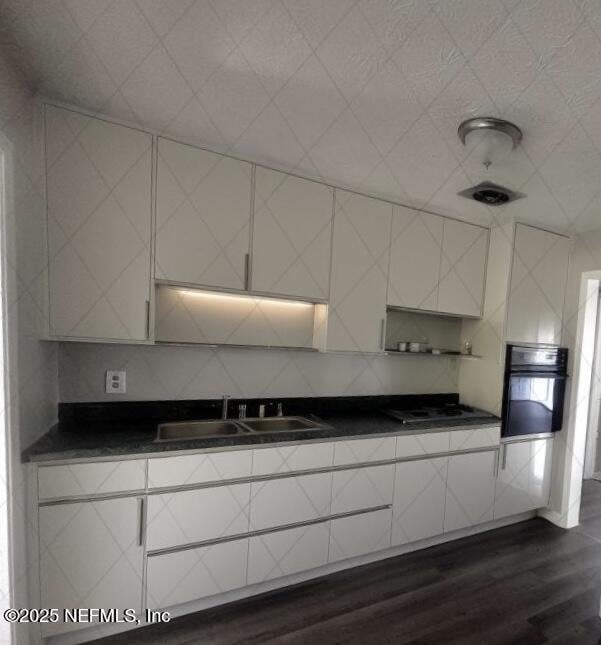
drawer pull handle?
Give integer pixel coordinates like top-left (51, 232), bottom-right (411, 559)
top-left (138, 497), bottom-right (146, 546)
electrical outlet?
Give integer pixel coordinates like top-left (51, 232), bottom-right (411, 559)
top-left (105, 370), bottom-right (126, 394)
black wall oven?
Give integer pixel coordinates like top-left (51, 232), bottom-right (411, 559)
top-left (501, 344), bottom-right (568, 438)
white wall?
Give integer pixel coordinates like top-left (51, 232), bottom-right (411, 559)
top-left (0, 48), bottom-right (58, 644)
top-left (58, 342), bottom-right (458, 402)
top-left (545, 231), bottom-right (601, 526)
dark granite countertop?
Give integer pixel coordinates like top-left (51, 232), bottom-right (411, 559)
top-left (23, 395), bottom-right (501, 463)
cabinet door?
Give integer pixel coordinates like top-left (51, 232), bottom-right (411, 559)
top-left (249, 472), bottom-right (332, 531)
top-left (155, 138), bottom-right (252, 289)
top-left (331, 464), bottom-right (394, 514)
top-left (45, 105), bottom-right (152, 340)
top-left (444, 451), bottom-right (497, 533)
top-left (494, 439), bottom-right (553, 519)
top-left (247, 522), bottom-right (330, 585)
top-left (252, 167), bottom-right (333, 299)
top-left (39, 497), bottom-right (143, 635)
top-left (437, 219), bottom-right (488, 317)
top-left (388, 206), bottom-right (443, 311)
top-left (329, 508), bottom-right (392, 562)
top-left (146, 538), bottom-right (248, 609)
top-left (392, 457), bottom-right (447, 546)
top-left (146, 484), bottom-right (250, 550)
top-left (327, 191), bottom-right (391, 352)
top-left (506, 224), bottom-right (570, 345)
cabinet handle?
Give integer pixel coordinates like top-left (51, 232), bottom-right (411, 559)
top-left (501, 444), bottom-right (507, 470)
top-left (244, 253), bottom-right (250, 290)
top-left (145, 300), bottom-right (150, 339)
top-left (137, 497), bottom-right (146, 546)
top-left (380, 319), bottom-right (386, 350)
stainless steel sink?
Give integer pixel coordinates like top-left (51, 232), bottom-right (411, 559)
top-left (155, 420), bottom-right (248, 442)
top-left (240, 416), bottom-right (326, 433)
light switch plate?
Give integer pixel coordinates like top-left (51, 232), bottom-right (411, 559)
top-left (105, 370), bottom-right (126, 394)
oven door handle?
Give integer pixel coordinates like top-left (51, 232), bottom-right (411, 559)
top-left (510, 372), bottom-right (567, 379)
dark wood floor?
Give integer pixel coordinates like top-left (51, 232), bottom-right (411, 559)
top-left (93, 481), bottom-right (601, 645)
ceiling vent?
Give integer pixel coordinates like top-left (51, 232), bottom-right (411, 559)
top-left (457, 182), bottom-right (525, 206)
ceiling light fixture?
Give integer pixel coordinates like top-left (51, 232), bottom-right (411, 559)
top-left (458, 117), bottom-right (522, 169)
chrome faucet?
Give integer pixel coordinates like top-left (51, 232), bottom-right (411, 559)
top-left (222, 394), bottom-right (230, 420)
top-left (238, 404), bottom-right (247, 419)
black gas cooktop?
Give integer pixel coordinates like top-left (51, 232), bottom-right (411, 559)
top-left (385, 403), bottom-right (495, 425)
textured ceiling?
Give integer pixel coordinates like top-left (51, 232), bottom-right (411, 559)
top-left (2, 0), bottom-right (601, 231)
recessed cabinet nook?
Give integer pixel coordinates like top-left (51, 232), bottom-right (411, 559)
top-left (44, 103), bottom-right (490, 352)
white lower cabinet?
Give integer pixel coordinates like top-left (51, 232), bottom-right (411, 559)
top-left (249, 472), bottom-right (332, 531)
top-left (39, 497), bottom-right (144, 635)
top-left (392, 457), bottom-right (448, 546)
top-left (146, 538), bottom-right (248, 609)
top-left (494, 438), bottom-right (553, 519)
top-left (444, 450), bottom-right (497, 533)
top-left (146, 484), bottom-right (251, 550)
top-left (331, 464), bottom-right (394, 514)
top-left (329, 508), bottom-right (392, 562)
top-left (247, 522), bottom-right (330, 585)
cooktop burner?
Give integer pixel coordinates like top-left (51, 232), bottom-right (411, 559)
top-left (385, 404), bottom-right (494, 424)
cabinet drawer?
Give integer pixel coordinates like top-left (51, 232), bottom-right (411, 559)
top-left (329, 508), bottom-right (392, 562)
top-left (247, 522), bottom-right (330, 585)
top-left (252, 443), bottom-right (333, 476)
top-left (146, 538), bottom-right (248, 609)
top-left (396, 432), bottom-right (450, 458)
top-left (147, 450), bottom-right (252, 489)
top-left (38, 460), bottom-right (146, 500)
top-left (146, 484), bottom-right (250, 551)
top-left (333, 437), bottom-right (395, 466)
top-left (449, 426), bottom-right (500, 451)
top-left (249, 473), bottom-right (331, 531)
top-left (331, 465), bottom-right (394, 514)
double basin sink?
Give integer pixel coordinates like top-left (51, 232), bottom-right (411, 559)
top-left (155, 416), bottom-right (328, 442)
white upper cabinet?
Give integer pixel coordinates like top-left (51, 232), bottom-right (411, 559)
top-left (252, 167), bottom-right (333, 300)
top-left (327, 190), bottom-right (392, 352)
top-left (388, 206), bottom-right (443, 311)
top-left (437, 218), bottom-right (488, 317)
top-left (506, 224), bottom-right (570, 345)
top-left (45, 105), bottom-right (152, 341)
top-left (155, 138), bottom-right (252, 289)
